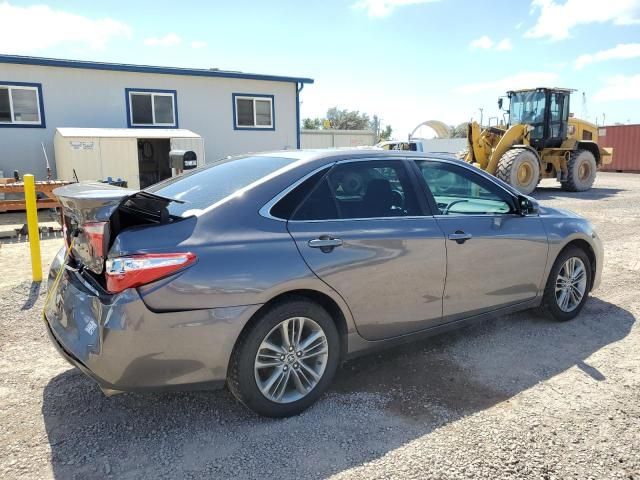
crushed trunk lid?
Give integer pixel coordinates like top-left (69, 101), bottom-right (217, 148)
top-left (54, 182), bottom-right (178, 275)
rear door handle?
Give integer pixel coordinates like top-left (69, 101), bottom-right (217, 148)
top-left (448, 231), bottom-right (472, 244)
top-left (308, 238), bottom-right (343, 249)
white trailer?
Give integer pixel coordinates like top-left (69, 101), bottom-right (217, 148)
top-left (301, 129), bottom-right (376, 149)
top-left (54, 128), bottom-right (205, 190)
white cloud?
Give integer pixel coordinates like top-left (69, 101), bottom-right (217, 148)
top-left (0, 1), bottom-right (131, 53)
top-left (191, 40), bottom-right (208, 49)
top-left (352, 0), bottom-right (439, 18)
top-left (593, 74), bottom-right (640, 101)
top-left (526, 0), bottom-right (640, 41)
top-left (470, 35), bottom-right (494, 49)
top-left (495, 38), bottom-right (513, 51)
top-left (575, 43), bottom-right (640, 69)
top-left (454, 71), bottom-right (559, 94)
top-left (470, 36), bottom-right (513, 51)
top-left (144, 32), bottom-right (182, 47)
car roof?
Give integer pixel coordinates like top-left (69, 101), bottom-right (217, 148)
top-left (256, 148), bottom-right (521, 197)
top-left (257, 148), bottom-right (460, 163)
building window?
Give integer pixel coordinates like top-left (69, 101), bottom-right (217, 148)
top-left (233, 94), bottom-right (274, 130)
top-left (0, 82), bottom-right (45, 127)
top-left (126, 88), bottom-right (178, 128)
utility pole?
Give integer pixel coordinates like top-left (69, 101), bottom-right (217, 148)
top-left (479, 108), bottom-right (484, 126)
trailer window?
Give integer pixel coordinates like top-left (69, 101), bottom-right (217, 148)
top-left (127, 89), bottom-right (177, 127)
top-left (0, 83), bottom-right (44, 127)
top-left (233, 94), bottom-right (274, 129)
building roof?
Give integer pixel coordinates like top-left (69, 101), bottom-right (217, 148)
top-left (56, 128), bottom-right (201, 138)
top-left (0, 54), bottom-right (314, 85)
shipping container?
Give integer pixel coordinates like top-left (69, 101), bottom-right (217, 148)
top-left (598, 124), bottom-right (640, 172)
top-left (54, 128), bottom-right (205, 189)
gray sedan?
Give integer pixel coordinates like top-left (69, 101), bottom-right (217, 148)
top-left (45, 149), bottom-right (603, 417)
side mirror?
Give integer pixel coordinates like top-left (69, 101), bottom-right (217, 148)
top-left (498, 98), bottom-right (503, 110)
top-left (517, 195), bottom-right (539, 216)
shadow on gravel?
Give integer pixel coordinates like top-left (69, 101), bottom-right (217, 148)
top-left (42, 297), bottom-right (634, 479)
top-left (533, 186), bottom-right (624, 201)
top-left (21, 281), bottom-right (42, 310)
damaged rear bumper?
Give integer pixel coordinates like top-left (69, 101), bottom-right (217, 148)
top-left (44, 247), bottom-right (262, 394)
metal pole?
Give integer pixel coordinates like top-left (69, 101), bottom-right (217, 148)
top-left (23, 174), bottom-right (42, 282)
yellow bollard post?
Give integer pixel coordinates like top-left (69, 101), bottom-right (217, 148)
top-left (23, 174), bottom-right (43, 282)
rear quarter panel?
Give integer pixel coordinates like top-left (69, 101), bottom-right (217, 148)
top-left (111, 169), bottom-right (357, 336)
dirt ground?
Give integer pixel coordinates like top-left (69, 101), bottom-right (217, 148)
top-left (0, 172), bottom-right (638, 479)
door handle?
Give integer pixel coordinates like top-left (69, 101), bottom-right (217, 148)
top-left (308, 237), bottom-right (343, 249)
top-left (448, 231), bottom-right (472, 244)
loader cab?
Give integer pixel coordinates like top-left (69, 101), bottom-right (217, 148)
top-left (506, 88), bottom-right (572, 149)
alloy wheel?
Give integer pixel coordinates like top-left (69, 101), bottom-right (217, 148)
top-left (254, 317), bottom-right (329, 403)
top-left (555, 257), bottom-right (588, 312)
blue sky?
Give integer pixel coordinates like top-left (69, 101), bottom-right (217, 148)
top-left (1, 0), bottom-right (639, 138)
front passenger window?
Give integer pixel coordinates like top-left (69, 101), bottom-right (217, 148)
top-left (417, 161), bottom-right (515, 215)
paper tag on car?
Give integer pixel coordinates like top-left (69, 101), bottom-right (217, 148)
top-left (84, 320), bottom-right (98, 335)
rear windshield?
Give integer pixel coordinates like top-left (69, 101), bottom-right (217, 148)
top-left (146, 155), bottom-right (296, 216)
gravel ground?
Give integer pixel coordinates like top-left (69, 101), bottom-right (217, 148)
top-left (0, 172), bottom-right (639, 480)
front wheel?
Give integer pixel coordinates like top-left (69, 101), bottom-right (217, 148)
top-left (227, 298), bottom-right (340, 417)
top-left (496, 148), bottom-right (541, 195)
top-left (540, 246), bottom-right (592, 321)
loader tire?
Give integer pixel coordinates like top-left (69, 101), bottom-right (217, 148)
top-left (561, 150), bottom-right (597, 192)
top-left (496, 148), bottom-right (540, 195)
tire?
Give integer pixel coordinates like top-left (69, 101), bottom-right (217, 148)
top-left (561, 150), bottom-right (597, 192)
top-left (227, 298), bottom-right (340, 417)
top-left (539, 246), bottom-right (592, 322)
top-left (495, 148), bottom-right (541, 195)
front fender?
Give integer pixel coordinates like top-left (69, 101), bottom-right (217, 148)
top-left (540, 213), bottom-right (603, 292)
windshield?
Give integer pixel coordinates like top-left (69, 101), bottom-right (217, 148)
top-left (146, 155), bottom-right (297, 216)
top-left (509, 91), bottom-right (546, 125)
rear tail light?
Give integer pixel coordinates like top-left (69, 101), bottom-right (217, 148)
top-left (83, 222), bottom-right (108, 258)
top-left (105, 252), bottom-right (196, 293)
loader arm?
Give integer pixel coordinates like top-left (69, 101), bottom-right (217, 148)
top-left (485, 124), bottom-right (529, 175)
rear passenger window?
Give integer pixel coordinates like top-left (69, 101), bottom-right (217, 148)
top-left (293, 160), bottom-right (421, 221)
top-left (270, 168), bottom-right (329, 220)
top-left (293, 177), bottom-right (338, 220)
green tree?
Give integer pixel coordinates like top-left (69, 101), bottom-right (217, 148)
top-left (379, 125), bottom-right (393, 141)
top-left (326, 107), bottom-right (370, 130)
top-left (449, 123), bottom-right (468, 138)
top-left (369, 114), bottom-right (393, 141)
top-left (370, 114), bottom-right (381, 136)
top-left (302, 117), bottom-right (322, 130)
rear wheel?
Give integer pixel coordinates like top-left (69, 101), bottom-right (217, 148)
top-left (496, 148), bottom-right (541, 195)
top-left (227, 298), bottom-right (340, 417)
top-left (540, 246), bottom-right (591, 321)
top-left (561, 150), bottom-right (597, 192)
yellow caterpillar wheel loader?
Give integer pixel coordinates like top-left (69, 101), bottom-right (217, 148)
top-left (458, 88), bottom-right (613, 194)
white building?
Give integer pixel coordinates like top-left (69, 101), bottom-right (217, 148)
top-left (0, 54), bottom-right (313, 180)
